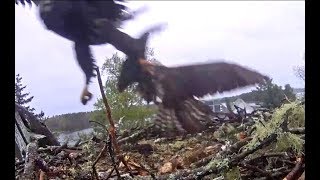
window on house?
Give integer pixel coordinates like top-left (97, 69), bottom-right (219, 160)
top-left (214, 105), bottom-right (221, 112)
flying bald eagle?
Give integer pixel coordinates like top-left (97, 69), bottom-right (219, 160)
top-left (118, 59), bottom-right (269, 134)
top-left (16, 0), bottom-right (154, 105)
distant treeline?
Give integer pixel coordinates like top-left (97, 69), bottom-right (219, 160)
top-left (213, 87), bottom-right (303, 105)
top-left (214, 91), bottom-right (262, 104)
top-left (292, 88), bottom-right (304, 94)
top-left (45, 111), bottom-right (94, 132)
top-left (44, 86), bottom-right (303, 133)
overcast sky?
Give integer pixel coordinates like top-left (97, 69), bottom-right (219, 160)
top-left (15, 1), bottom-right (305, 117)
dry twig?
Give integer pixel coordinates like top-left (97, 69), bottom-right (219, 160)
top-left (284, 157), bottom-right (305, 180)
top-left (94, 67), bottom-right (133, 178)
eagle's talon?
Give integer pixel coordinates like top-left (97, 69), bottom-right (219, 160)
top-left (81, 87), bottom-right (93, 105)
top-left (81, 93), bottom-right (92, 105)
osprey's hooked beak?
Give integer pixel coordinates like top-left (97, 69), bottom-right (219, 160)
top-left (138, 59), bottom-right (155, 76)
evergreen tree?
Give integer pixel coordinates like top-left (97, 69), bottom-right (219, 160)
top-left (293, 52), bottom-right (305, 82)
top-left (252, 79), bottom-right (296, 109)
top-left (283, 84), bottom-right (296, 101)
top-left (91, 48), bottom-right (158, 132)
top-left (15, 74), bottom-right (45, 120)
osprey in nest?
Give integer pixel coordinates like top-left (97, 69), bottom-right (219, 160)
top-left (16, 0), bottom-right (160, 104)
top-left (118, 58), bottom-right (269, 134)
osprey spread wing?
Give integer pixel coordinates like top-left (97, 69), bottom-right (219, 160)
top-left (118, 60), bottom-right (269, 134)
top-left (119, 60), bottom-right (269, 108)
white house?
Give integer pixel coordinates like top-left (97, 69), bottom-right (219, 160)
top-left (201, 98), bottom-right (260, 114)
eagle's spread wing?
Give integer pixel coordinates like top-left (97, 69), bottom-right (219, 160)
top-left (15, 0), bottom-right (37, 6)
top-left (138, 61), bottom-right (269, 108)
top-left (16, 0), bottom-right (153, 105)
top-left (15, 0), bottom-right (141, 30)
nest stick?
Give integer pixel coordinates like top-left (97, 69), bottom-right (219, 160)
top-left (95, 67), bottom-right (133, 178)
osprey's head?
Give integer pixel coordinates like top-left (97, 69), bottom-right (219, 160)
top-left (117, 23), bottom-right (166, 98)
top-left (117, 56), bottom-right (142, 92)
top-left (117, 29), bottom-right (151, 92)
top-left (117, 57), bottom-right (157, 103)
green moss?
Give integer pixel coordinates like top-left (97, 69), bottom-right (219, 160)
top-left (276, 132), bottom-right (304, 154)
top-left (244, 102), bottom-right (304, 154)
top-left (224, 167), bottom-right (241, 180)
top-left (206, 158), bottom-right (230, 171)
top-left (213, 123), bottom-right (238, 142)
top-left (170, 141), bottom-right (186, 151)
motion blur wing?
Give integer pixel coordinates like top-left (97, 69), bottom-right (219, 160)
top-left (139, 61), bottom-right (269, 108)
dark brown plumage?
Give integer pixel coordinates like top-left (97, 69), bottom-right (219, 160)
top-left (152, 98), bottom-right (221, 135)
top-left (121, 60), bottom-right (269, 108)
top-left (16, 0), bottom-right (150, 105)
top-left (118, 59), bottom-right (269, 134)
